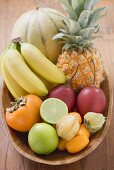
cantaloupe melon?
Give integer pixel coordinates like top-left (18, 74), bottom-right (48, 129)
top-left (12, 8), bottom-right (64, 63)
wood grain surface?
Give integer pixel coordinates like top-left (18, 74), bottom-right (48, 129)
top-left (0, 0), bottom-right (114, 170)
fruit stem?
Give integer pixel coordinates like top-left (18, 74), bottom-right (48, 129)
top-left (66, 64), bottom-right (79, 86)
top-left (6, 96), bottom-right (27, 113)
top-left (9, 42), bottom-right (18, 50)
top-left (36, 7), bottom-right (39, 10)
top-left (12, 37), bottom-right (22, 44)
top-left (11, 37), bottom-right (23, 52)
top-left (91, 59), bottom-right (96, 85)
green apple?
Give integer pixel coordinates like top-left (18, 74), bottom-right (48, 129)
top-left (28, 123), bottom-right (59, 155)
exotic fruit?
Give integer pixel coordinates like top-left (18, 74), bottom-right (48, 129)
top-left (12, 7), bottom-right (65, 63)
top-left (48, 70), bottom-right (79, 112)
top-left (5, 95), bottom-right (42, 132)
top-left (76, 86), bottom-right (106, 116)
top-left (54, 0), bottom-right (107, 91)
top-left (84, 112), bottom-right (106, 133)
top-left (48, 84), bottom-right (76, 112)
top-left (56, 114), bottom-right (80, 141)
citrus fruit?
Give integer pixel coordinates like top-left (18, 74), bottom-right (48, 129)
top-left (28, 123), bottom-right (59, 155)
top-left (40, 98), bottom-right (68, 124)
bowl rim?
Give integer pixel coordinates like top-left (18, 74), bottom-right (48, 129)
top-left (1, 69), bottom-right (113, 165)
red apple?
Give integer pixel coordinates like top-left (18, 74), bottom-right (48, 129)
top-left (76, 86), bottom-right (106, 116)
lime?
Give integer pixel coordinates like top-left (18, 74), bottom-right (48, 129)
top-left (40, 98), bottom-right (68, 124)
top-left (28, 123), bottom-right (59, 155)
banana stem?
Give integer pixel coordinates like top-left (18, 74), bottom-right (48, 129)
top-left (10, 42), bottom-right (17, 49)
top-left (12, 37), bottom-right (22, 44)
top-left (11, 37), bottom-right (22, 52)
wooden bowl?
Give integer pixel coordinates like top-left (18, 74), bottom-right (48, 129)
top-left (1, 71), bottom-right (113, 165)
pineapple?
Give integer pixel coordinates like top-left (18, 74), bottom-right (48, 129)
top-left (53, 0), bottom-right (107, 91)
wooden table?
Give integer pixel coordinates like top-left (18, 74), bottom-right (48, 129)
top-left (0, 0), bottom-right (114, 170)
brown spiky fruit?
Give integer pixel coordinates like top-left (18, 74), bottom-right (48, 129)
top-left (53, 0), bottom-right (107, 91)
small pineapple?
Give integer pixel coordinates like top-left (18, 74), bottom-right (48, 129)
top-left (53, 0), bottom-right (107, 91)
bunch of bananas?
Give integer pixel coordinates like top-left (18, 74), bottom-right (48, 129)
top-left (0, 38), bottom-right (66, 98)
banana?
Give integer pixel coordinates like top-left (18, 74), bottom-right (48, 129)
top-left (1, 56), bottom-right (28, 98)
top-left (20, 43), bottom-right (66, 84)
top-left (0, 43), bottom-right (17, 67)
top-left (0, 49), bottom-right (7, 69)
top-left (0, 45), bottom-right (11, 72)
top-left (4, 48), bottom-right (48, 96)
top-left (28, 65), bottom-right (57, 91)
top-left (34, 73), bottom-right (57, 91)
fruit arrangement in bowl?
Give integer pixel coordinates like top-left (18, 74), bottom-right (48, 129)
top-left (0, 0), bottom-right (113, 165)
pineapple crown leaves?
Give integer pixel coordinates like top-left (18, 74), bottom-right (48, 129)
top-left (59, 0), bottom-right (105, 19)
top-left (53, 0), bottom-right (107, 51)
